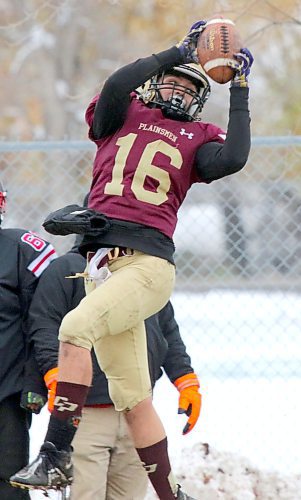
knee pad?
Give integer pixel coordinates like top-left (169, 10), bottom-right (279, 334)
top-left (58, 308), bottom-right (94, 350)
top-left (108, 379), bottom-right (152, 412)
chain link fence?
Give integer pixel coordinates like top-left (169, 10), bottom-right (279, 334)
top-left (1, 137), bottom-right (301, 476)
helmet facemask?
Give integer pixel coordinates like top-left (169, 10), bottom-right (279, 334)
top-left (143, 64), bottom-right (211, 121)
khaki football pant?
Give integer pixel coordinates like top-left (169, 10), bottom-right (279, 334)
top-left (59, 251), bottom-right (175, 410)
top-left (71, 406), bottom-right (148, 500)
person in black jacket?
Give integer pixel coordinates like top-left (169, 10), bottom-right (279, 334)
top-left (0, 180), bottom-right (57, 499)
top-left (11, 20), bottom-right (253, 500)
top-left (28, 243), bottom-right (201, 500)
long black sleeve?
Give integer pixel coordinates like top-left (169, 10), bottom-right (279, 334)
top-left (159, 302), bottom-right (194, 383)
top-left (92, 46), bottom-right (183, 139)
top-left (29, 253), bottom-right (85, 375)
top-left (22, 348), bottom-right (48, 398)
top-left (196, 86), bottom-right (251, 182)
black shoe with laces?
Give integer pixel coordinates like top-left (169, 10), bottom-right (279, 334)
top-left (175, 484), bottom-right (197, 500)
top-left (10, 441), bottom-right (73, 490)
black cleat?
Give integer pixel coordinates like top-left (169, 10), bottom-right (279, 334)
top-left (10, 441), bottom-right (73, 490)
top-left (176, 484), bottom-right (197, 500)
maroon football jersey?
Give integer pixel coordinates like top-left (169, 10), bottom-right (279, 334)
top-left (86, 94), bottom-right (225, 239)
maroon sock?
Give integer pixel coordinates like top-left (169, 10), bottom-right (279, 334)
top-left (136, 437), bottom-right (177, 500)
top-left (45, 381), bottom-right (89, 451)
top-left (52, 381), bottom-right (89, 421)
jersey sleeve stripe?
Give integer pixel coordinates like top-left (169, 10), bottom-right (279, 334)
top-left (27, 245), bottom-right (57, 277)
top-left (32, 253), bottom-right (57, 277)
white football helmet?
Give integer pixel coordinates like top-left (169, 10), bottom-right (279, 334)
top-left (140, 63), bottom-right (211, 121)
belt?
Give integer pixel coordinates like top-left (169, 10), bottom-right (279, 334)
top-left (67, 247), bottom-right (135, 282)
top-left (87, 246), bottom-right (134, 269)
top-left (108, 247), bottom-right (134, 260)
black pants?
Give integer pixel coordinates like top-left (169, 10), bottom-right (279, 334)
top-left (0, 393), bottom-right (32, 500)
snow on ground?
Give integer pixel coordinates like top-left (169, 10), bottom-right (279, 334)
top-left (29, 290), bottom-right (301, 499)
top-left (145, 442), bottom-right (301, 500)
top-left (144, 375), bottom-right (301, 499)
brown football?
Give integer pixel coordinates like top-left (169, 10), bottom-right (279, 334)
top-left (197, 17), bottom-right (242, 84)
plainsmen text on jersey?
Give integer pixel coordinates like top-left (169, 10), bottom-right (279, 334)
top-left (0, 228), bottom-right (57, 403)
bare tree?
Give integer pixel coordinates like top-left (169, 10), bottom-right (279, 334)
top-left (0, 0), bottom-right (300, 139)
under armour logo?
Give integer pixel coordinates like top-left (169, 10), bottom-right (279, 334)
top-left (54, 396), bottom-right (78, 412)
top-left (180, 128), bottom-right (194, 140)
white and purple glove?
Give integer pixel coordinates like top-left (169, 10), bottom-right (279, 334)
top-left (228, 47), bottom-right (254, 88)
top-left (176, 21), bottom-right (207, 64)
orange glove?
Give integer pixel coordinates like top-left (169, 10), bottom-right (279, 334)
top-left (44, 367), bottom-right (58, 412)
top-left (174, 373), bottom-right (201, 435)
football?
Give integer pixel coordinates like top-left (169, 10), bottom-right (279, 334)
top-left (197, 17), bottom-right (242, 84)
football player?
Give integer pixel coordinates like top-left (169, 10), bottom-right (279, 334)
top-left (0, 180), bottom-right (57, 499)
top-left (11, 20), bottom-right (253, 500)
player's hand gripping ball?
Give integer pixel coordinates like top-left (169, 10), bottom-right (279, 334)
top-left (197, 16), bottom-right (242, 83)
top-left (228, 47), bottom-right (254, 87)
top-left (177, 20), bottom-right (207, 64)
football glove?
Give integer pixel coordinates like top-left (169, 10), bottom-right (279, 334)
top-left (228, 47), bottom-right (254, 88)
top-left (176, 21), bottom-right (206, 64)
top-left (44, 367), bottom-right (58, 412)
top-left (174, 372), bottom-right (202, 435)
top-left (20, 392), bottom-right (47, 414)
top-left (43, 204), bottom-right (111, 236)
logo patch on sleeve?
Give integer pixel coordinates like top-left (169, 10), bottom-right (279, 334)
top-left (21, 232), bottom-right (47, 251)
